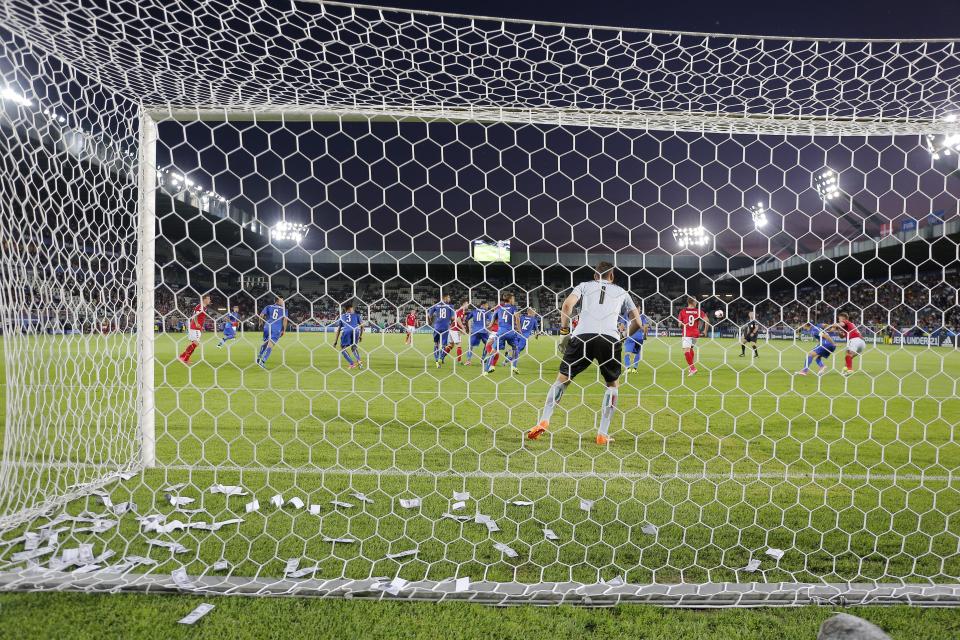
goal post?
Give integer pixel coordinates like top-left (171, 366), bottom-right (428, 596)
top-left (136, 112), bottom-right (158, 470)
top-left (0, 0), bottom-right (959, 607)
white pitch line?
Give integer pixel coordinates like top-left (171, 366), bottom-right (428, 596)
top-left (2, 382), bottom-right (958, 401)
top-left (5, 460), bottom-right (956, 485)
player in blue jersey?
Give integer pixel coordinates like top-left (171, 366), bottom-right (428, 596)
top-left (796, 322), bottom-right (836, 376)
top-left (510, 307), bottom-right (540, 374)
top-left (483, 292), bottom-right (519, 376)
top-left (217, 305), bottom-right (241, 348)
top-left (256, 297), bottom-right (287, 368)
top-left (465, 301), bottom-right (491, 366)
top-left (333, 302), bottom-right (365, 369)
top-left (427, 293), bottom-right (455, 368)
top-left (619, 310), bottom-right (650, 372)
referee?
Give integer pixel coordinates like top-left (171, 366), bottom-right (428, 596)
top-left (527, 262), bottom-right (643, 446)
top-left (740, 311), bottom-right (760, 358)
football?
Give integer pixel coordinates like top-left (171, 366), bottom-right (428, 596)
top-left (714, 309), bottom-right (725, 319)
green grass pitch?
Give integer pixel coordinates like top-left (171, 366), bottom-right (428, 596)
top-left (2, 331), bottom-right (959, 588)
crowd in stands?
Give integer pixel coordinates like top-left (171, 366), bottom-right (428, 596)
top-left (7, 262), bottom-right (956, 338)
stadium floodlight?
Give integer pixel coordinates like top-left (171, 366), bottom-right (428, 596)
top-left (749, 202), bottom-right (768, 228)
top-left (1, 86), bottom-right (31, 106)
top-left (270, 220), bottom-right (308, 243)
top-left (924, 114), bottom-right (960, 160)
top-left (813, 169), bottom-right (842, 201)
top-left (672, 225), bottom-right (711, 248)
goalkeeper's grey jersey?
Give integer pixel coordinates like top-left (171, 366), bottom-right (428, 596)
top-left (570, 280), bottom-right (636, 338)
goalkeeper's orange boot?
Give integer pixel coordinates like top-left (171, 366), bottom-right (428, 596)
top-left (595, 434), bottom-right (612, 446)
top-left (526, 420), bottom-right (549, 440)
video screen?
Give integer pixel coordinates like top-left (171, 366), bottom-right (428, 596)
top-left (472, 239), bottom-right (511, 263)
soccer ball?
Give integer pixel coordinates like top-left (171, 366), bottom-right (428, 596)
top-left (714, 309), bottom-right (725, 319)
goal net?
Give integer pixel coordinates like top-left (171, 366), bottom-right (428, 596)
top-left (1, 0), bottom-right (959, 606)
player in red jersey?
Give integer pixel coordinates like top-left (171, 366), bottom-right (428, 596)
top-left (444, 300), bottom-right (468, 363)
top-left (826, 311), bottom-right (866, 376)
top-left (678, 297), bottom-right (709, 375)
top-left (484, 303), bottom-right (501, 370)
top-left (404, 309), bottom-right (417, 345)
top-left (179, 294), bottom-right (211, 365)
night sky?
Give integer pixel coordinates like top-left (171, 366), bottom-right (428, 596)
top-left (149, 0), bottom-right (960, 259)
top-left (5, 0), bottom-right (957, 260)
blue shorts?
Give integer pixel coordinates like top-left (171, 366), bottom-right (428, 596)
top-left (625, 338), bottom-right (644, 354)
top-left (263, 326), bottom-right (282, 343)
top-left (340, 337), bottom-right (356, 349)
top-left (813, 344), bottom-right (835, 358)
top-left (515, 336), bottom-right (529, 352)
top-left (492, 333), bottom-right (518, 351)
top-left (433, 329), bottom-right (449, 346)
top-left (223, 324), bottom-right (236, 339)
top-left (469, 332), bottom-right (489, 348)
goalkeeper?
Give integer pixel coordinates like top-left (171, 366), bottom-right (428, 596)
top-left (528, 262), bottom-right (643, 446)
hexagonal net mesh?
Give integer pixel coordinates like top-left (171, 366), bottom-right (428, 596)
top-left (0, 0), bottom-right (959, 606)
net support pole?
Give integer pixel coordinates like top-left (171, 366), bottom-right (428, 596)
top-left (136, 112), bottom-right (157, 469)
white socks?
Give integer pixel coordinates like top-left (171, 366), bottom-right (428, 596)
top-left (597, 387), bottom-right (618, 437)
top-left (540, 381), bottom-right (568, 423)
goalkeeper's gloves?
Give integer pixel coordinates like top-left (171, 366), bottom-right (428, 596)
top-left (559, 327), bottom-right (570, 336)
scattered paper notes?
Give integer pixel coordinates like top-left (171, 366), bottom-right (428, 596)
top-left (72, 564), bottom-right (101, 574)
top-left (209, 484), bottom-right (248, 497)
top-left (511, 501), bottom-right (534, 507)
top-left (167, 494), bottom-right (195, 507)
top-left (544, 528), bottom-right (559, 541)
top-left (351, 492), bottom-right (374, 504)
top-left (399, 498), bottom-right (421, 509)
top-left (270, 495), bottom-right (284, 508)
top-left (451, 501), bottom-right (466, 511)
top-left (484, 520), bottom-right (500, 533)
top-left (146, 539), bottom-right (189, 554)
top-left (283, 558), bottom-right (300, 576)
top-left (441, 513), bottom-right (471, 521)
top-left (385, 549), bottom-right (418, 560)
top-left (287, 497), bottom-right (305, 510)
top-left (321, 537), bottom-right (356, 544)
top-left (212, 560), bottom-right (230, 571)
top-left (454, 577), bottom-right (470, 592)
top-left (453, 491), bottom-right (470, 501)
top-left (743, 559), bottom-right (762, 573)
top-left (245, 499), bottom-right (260, 513)
top-left (330, 500), bottom-right (354, 509)
top-left (162, 482), bottom-right (187, 492)
top-left (641, 524), bottom-right (659, 536)
top-left (12, 546), bottom-right (56, 563)
top-left (765, 548), bottom-right (785, 561)
top-left (606, 576), bottom-right (625, 587)
top-left (288, 565), bottom-right (319, 579)
top-left (579, 499), bottom-right (594, 512)
top-left (385, 577), bottom-right (408, 596)
top-left (309, 504), bottom-right (322, 516)
top-left (178, 603), bottom-right (215, 625)
top-left (210, 518), bottom-right (243, 531)
top-left (172, 567), bottom-right (195, 589)
top-left (493, 542), bottom-right (518, 558)
top-left (112, 502), bottom-right (136, 516)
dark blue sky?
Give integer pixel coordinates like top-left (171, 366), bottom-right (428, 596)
top-left (369, 0), bottom-right (960, 39)
top-left (151, 1), bottom-right (960, 258)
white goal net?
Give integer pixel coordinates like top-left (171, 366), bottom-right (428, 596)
top-left (1, 0), bottom-right (959, 606)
